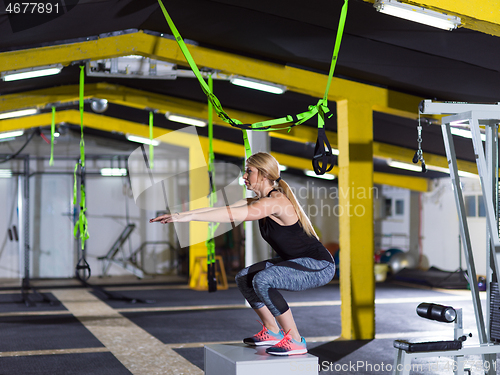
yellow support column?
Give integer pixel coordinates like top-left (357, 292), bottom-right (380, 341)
top-left (187, 141), bottom-right (210, 290)
top-left (337, 99), bottom-right (375, 340)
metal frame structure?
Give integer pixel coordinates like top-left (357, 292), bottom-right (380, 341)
top-left (18, 155), bottom-right (59, 306)
top-left (393, 100), bottom-right (500, 374)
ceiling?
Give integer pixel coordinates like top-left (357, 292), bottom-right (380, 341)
top-left (1, 0), bottom-right (499, 187)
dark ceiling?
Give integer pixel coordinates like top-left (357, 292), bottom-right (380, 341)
top-left (0, 0), bottom-right (498, 179)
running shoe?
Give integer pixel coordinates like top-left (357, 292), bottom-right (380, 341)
top-left (243, 321), bottom-right (284, 346)
top-left (265, 330), bottom-right (307, 356)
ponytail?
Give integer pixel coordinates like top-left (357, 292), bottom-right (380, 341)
top-left (276, 178), bottom-right (318, 239)
top-left (247, 152), bottom-right (318, 239)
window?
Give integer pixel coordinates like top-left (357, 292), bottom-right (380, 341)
top-left (465, 195), bottom-right (485, 218)
top-left (478, 195), bottom-right (486, 217)
top-left (395, 199), bottom-right (404, 216)
top-left (384, 198), bottom-right (392, 217)
top-left (465, 196), bottom-right (476, 217)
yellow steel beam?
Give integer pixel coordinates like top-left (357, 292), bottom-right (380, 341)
top-left (0, 31), bottom-right (422, 119)
top-left (363, 0), bottom-right (500, 37)
top-left (0, 83), bottom-right (476, 179)
top-left (0, 110), bottom-right (430, 192)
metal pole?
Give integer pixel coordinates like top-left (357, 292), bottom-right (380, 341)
top-left (484, 121), bottom-right (498, 375)
top-left (21, 156), bottom-right (32, 306)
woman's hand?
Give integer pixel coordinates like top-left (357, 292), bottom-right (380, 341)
top-left (149, 212), bottom-right (191, 224)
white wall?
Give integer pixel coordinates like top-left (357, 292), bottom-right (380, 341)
top-left (30, 173), bottom-right (74, 278)
top-left (421, 177), bottom-right (487, 276)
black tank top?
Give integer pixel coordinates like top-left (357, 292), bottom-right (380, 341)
top-left (258, 189), bottom-right (334, 263)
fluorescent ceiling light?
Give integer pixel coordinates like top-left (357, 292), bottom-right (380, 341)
top-left (426, 165), bottom-right (477, 178)
top-left (374, 0), bottom-right (461, 31)
top-left (0, 169), bottom-right (12, 178)
top-left (101, 168), bottom-right (127, 177)
top-left (0, 109), bottom-right (38, 120)
top-left (457, 171), bottom-right (478, 179)
top-left (2, 64), bottom-right (63, 82)
top-left (279, 165), bottom-right (288, 172)
top-left (387, 160), bottom-right (422, 172)
top-left (304, 170), bottom-right (336, 180)
top-left (332, 148), bottom-right (339, 155)
top-left (0, 130), bottom-right (24, 140)
top-left (126, 134), bottom-right (160, 146)
top-left (389, 160), bottom-right (478, 178)
top-left (166, 113), bottom-right (207, 127)
top-left (450, 127), bottom-right (485, 141)
top-left (230, 77), bottom-right (286, 94)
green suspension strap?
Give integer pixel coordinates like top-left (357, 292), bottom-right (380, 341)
top-left (74, 66), bottom-right (90, 279)
top-left (149, 111), bottom-right (154, 169)
top-left (156, 0), bottom-right (348, 172)
top-left (312, 0), bottom-right (348, 175)
top-left (206, 74), bottom-right (219, 292)
top-left (49, 106), bottom-right (55, 166)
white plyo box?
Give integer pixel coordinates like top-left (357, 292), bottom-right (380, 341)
top-left (204, 343), bottom-right (318, 375)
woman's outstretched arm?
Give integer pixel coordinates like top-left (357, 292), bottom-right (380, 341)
top-left (150, 197), bottom-right (278, 224)
top-left (149, 198), bottom-right (255, 224)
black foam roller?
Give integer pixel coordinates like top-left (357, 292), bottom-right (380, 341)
top-left (417, 302), bottom-right (456, 323)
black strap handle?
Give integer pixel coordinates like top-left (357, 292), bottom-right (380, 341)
top-left (312, 127), bottom-right (335, 175)
top-left (75, 257), bottom-right (91, 281)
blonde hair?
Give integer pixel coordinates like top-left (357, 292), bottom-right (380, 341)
top-left (246, 152), bottom-right (318, 239)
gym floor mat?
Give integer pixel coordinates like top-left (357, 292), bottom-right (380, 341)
top-left (0, 293), bottom-right (66, 313)
top-left (0, 352), bottom-right (132, 375)
top-left (0, 314), bottom-right (104, 352)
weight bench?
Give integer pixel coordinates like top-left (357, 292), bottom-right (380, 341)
top-left (393, 303), bottom-right (500, 375)
top-left (97, 224), bottom-right (143, 278)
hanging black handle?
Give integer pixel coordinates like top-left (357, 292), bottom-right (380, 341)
top-left (75, 257), bottom-right (91, 280)
top-left (312, 127), bottom-right (335, 175)
top-left (208, 262), bottom-right (217, 293)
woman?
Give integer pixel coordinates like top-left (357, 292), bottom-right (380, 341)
top-left (150, 152), bottom-right (335, 356)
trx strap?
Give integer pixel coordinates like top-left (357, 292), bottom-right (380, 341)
top-left (149, 111), bottom-right (154, 169)
top-left (74, 66), bottom-right (90, 279)
top-left (50, 106), bottom-right (55, 166)
top-left (156, 0), bottom-right (347, 171)
top-left (311, 0), bottom-right (347, 175)
top-left (206, 74), bottom-right (218, 292)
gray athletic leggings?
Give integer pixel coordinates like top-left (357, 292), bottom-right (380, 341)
top-left (235, 257), bottom-right (336, 317)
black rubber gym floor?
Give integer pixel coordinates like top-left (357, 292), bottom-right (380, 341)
top-left (0, 281), bottom-right (491, 374)
top-left (0, 292), bottom-right (66, 313)
top-left (0, 314), bottom-right (104, 352)
top-left (0, 352), bottom-right (133, 375)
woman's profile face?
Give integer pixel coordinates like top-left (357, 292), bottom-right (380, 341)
top-left (242, 165), bottom-right (261, 191)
